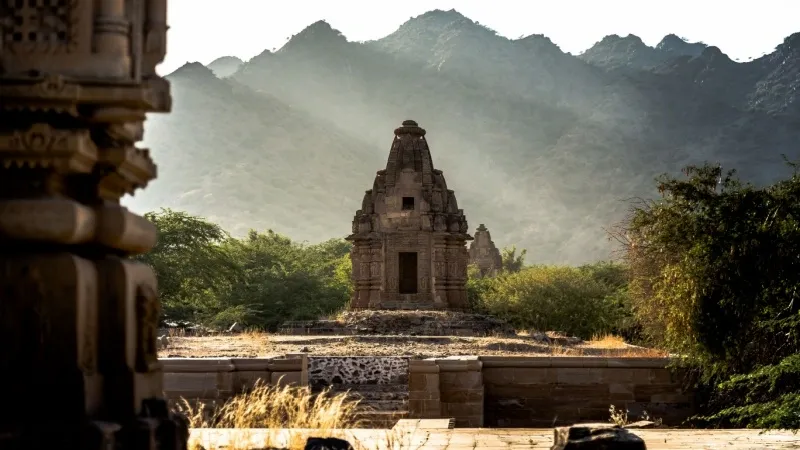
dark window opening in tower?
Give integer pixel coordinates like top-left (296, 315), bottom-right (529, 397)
top-left (398, 252), bottom-right (418, 294)
top-left (402, 197), bottom-right (415, 211)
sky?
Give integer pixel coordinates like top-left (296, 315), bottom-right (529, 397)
top-left (160, 0), bottom-right (800, 75)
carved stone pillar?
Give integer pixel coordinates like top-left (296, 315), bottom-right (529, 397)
top-left (0, 1), bottom-right (187, 449)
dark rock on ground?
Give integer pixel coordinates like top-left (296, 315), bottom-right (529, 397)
top-left (551, 423), bottom-right (646, 449)
top-left (305, 437), bottom-right (354, 450)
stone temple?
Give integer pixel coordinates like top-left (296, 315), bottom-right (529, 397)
top-left (346, 120), bottom-right (472, 310)
top-left (469, 224), bottom-right (503, 276)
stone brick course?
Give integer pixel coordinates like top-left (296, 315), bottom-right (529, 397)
top-left (162, 355), bottom-right (694, 428)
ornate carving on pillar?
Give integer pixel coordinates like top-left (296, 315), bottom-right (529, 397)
top-left (0, 1), bottom-right (187, 448)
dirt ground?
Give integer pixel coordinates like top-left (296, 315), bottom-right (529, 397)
top-left (158, 332), bottom-right (666, 359)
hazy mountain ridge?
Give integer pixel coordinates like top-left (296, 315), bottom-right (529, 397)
top-left (128, 11), bottom-right (800, 264)
top-left (207, 56), bottom-right (244, 77)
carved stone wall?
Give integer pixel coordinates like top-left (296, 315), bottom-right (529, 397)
top-left (308, 356), bottom-right (410, 388)
top-left (0, 1), bottom-right (186, 448)
top-left (346, 120), bottom-right (471, 310)
top-left (468, 224), bottom-right (503, 276)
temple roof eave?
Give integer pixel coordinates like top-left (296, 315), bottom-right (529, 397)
top-left (345, 232), bottom-right (382, 242)
top-left (347, 232), bottom-right (473, 242)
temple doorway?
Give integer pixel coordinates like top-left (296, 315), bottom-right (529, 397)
top-left (398, 252), bottom-right (418, 294)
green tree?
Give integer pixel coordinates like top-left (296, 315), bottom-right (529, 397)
top-left (500, 245), bottom-right (527, 272)
top-left (220, 230), bottom-right (351, 329)
top-left (616, 163), bottom-right (800, 430)
top-left (136, 208), bottom-right (242, 324)
top-left (471, 265), bottom-right (625, 338)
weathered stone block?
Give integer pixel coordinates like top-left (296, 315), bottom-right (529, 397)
top-left (601, 369), bottom-right (635, 384)
top-left (163, 373), bottom-right (219, 398)
top-left (442, 401), bottom-right (482, 417)
top-left (607, 357), bottom-right (671, 368)
top-left (235, 371), bottom-right (270, 392)
top-left (409, 360), bottom-right (439, 374)
top-left (633, 384), bottom-right (682, 402)
top-left (458, 416), bottom-right (484, 428)
top-left (650, 393), bottom-right (690, 403)
top-left (440, 388), bottom-right (484, 403)
top-left (268, 358), bottom-right (303, 372)
top-left (555, 368), bottom-right (604, 384)
top-left (485, 384), bottom-right (553, 399)
top-left (551, 357), bottom-right (606, 368)
top-left (608, 383), bottom-right (634, 395)
top-left (440, 371), bottom-right (482, 389)
top-left (551, 385), bottom-right (610, 402)
top-left (649, 368), bottom-right (676, 384)
top-left (408, 399), bottom-right (441, 415)
top-left (409, 390), bottom-right (440, 400)
top-left (483, 367), bottom-right (555, 385)
top-left (631, 368), bottom-right (652, 385)
top-left (231, 358), bottom-right (273, 372)
top-left (480, 356), bottom-right (553, 368)
top-left (409, 373), bottom-right (439, 391)
top-left (271, 371), bottom-right (302, 386)
top-left (161, 358), bottom-right (236, 373)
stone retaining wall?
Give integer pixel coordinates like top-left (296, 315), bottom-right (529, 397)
top-left (161, 354), bottom-right (307, 406)
top-left (162, 355), bottom-right (692, 428)
top-left (480, 357), bottom-right (691, 427)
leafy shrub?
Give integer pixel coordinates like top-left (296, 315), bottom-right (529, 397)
top-left (473, 264), bottom-right (627, 339)
top-left (138, 209), bottom-right (351, 330)
top-left (615, 162), bottom-right (800, 431)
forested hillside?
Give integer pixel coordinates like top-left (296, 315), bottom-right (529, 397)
top-left (128, 9), bottom-right (800, 263)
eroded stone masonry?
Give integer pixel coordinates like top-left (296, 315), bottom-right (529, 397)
top-left (0, 0), bottom-right (187, 448)
top-left (468, 224), bottom-right (503, 276)
top-left (347, 120), bottom-right (472, 310)
top-left (308, 356), bottom-right (410, 388)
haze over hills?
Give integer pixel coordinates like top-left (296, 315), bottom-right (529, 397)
top-left (129, 9), bottom-right (800, 264)
top-left (206, 56), bottom-right (244, 77)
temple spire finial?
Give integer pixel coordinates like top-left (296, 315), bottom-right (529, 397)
top-left (394, 119), bottom-right (426, 137)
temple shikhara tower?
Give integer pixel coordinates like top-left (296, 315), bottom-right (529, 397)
top-left (0, 1), bottom-right (187, 448)
top-left (347, 120), bottom-right (472, 310)
top-left (469, 224), bottom-right (503, 276)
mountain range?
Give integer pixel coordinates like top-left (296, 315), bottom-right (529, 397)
top-left (128, 9), bottom-right (800, 264)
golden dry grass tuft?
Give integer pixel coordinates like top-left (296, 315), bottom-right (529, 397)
top-left (179, 380), bottom-right (366, 449)
top-left (589, 333), bottom-right (627, 348)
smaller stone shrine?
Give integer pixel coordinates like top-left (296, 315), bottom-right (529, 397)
top-left (346, 120), bottom-right (472, 310)
top-left (468, 224), bottom-right (503, 276)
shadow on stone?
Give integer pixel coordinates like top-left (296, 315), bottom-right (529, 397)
top-left (551, 423), bottom-right (646, 449)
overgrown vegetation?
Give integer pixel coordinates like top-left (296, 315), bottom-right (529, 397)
top-left (467, 261), bottom-right (631, 339)
top-left (144, 159), bottom-right (800, 431)
top-left (179, 381), bottom-right (363, 449)
top-left (136, 209), bottom-right (351, 330)
top-left (612, 162), bottom-right (800, 431)
top-left (140, 208), bottom-right (629, 338)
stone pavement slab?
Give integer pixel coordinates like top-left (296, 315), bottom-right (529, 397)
top-left (189, 419), bottom-right (800, 449)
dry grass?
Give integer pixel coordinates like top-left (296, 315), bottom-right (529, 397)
top-left (159, 332), bottom-right (668, 359)
top-left (179, 380), bottom-right (367, 449)
top-left (608, 404), bottom-right (664, 428)
top-left (589, 333), bottom-right (627, 348)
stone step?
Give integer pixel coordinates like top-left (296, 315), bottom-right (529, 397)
top-left (325, 383), bottom-right (409, 392)
top-left (323, 383), bottom-right (409, 402)
top-left (357, 399), bottom-right (409, 412)
top-left (354, 410), bottom-right (409, 428)
top-left (341, 390), bottom-right (409, 402)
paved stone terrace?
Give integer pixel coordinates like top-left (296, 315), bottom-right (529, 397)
top-left (189, 419), bottom-right (800, 449)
